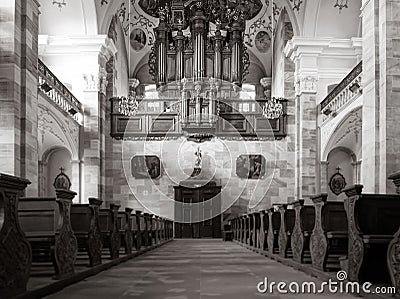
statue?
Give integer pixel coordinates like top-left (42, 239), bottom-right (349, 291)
top-left (191, 147), bottom-right (202, 177)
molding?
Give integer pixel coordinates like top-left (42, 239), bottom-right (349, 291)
top-left (38, 35), bottom-right (109, 56)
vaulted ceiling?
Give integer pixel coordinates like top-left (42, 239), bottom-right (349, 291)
top-left (39, 0), bottom-right (361, 80)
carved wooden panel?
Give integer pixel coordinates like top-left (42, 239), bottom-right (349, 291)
top-left (388, 227), bottom-right (400, 294)
top-left (278, 206), bottom-right (288, 257)
top-left (54, 189), bottom-right (78, 279)
top-left (110, 204), bottom-right (121, 259)
top-left (88, 199), bottom-right (103, 267)
top-left (0, 174), bottom-right (31, 298)
top-left (291, 202), bottom-right (304, 263)
top-left (310, 195), bottom-right (328, 271)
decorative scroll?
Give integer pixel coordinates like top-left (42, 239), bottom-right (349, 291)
top-left (291, 203), bottom-right (304, 263)
top-left (310, 199), bottom-right (328, 271)
top-left (387, 227), bottom-right (400, 294)
top-left (343, 187), bottom-right (364, 281)
top-left (110, 204), bottom-right (121, 259)
top-left (0, 175), bottom-right (31, 298)
top-left (54, 190), bottom-right (78, 279)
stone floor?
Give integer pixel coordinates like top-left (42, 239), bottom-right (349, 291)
top-left (45, 239), bottom-right (355, 299)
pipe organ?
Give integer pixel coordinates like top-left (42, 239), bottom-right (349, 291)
top-left (111, 0), bottom-right (287, 140)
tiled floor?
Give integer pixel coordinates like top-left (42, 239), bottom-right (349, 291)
top-left (46, 240), bottom-right (354, 299)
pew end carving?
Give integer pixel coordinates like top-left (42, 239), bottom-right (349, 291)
top-left (310, 194), bottom-right (347, 272)
top-left (0, 173), bottom-right (32, 298)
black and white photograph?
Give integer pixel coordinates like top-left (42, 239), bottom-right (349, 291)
top-left (1, 0), bottom-right (400, 298)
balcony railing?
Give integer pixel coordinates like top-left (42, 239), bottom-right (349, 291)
top-left (38, 59), bottom-right (83, 124)
top-left (320, 61), bottom-right (362, 121)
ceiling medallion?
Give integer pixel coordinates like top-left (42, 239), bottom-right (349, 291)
top-left (334, 0), bottom-right (349, 12)
top-left (52, 0), bottom-right (67, 10)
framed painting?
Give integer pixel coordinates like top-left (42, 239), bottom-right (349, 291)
top-left (236, 154), bottom-right (266, 179)
top-left (131, 155), bottom-right (161, 179)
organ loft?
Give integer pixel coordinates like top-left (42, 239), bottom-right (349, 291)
top-left (1, 0), bottom-right (400, 298)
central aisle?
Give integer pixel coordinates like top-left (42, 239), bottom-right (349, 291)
top-left (46, 240), bottom-right (352, 299)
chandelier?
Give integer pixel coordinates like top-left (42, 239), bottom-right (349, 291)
top-left (334, 0), bottom-right (348, 12)
top-left (52, 0), bottom-right (67, 9)
top-left (118, 79), bottom-right (143, 117)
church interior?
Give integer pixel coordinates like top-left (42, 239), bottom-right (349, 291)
top-left (1, 0), bottom-right (400, 298)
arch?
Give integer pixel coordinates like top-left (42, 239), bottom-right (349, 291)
top-left (322, 106), bottom-right (362, 161)
top-left (40, 146), bottom-right (73, 197)
top-left (282, 0), bottom-right (301, 36)
top-left (38, 103), bottom-right (79, 161)
top-left (326, 146), bottom-right (356, 199)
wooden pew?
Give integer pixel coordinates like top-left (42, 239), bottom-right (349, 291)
top-left (160, 217), bottom-right (165, 241)
top-left (267, 207), bottom-right (280, 254)
top-left (248, 214), bottom-right (254, 247)
top-left (253, 212), bottom-right (260, 249)
top-left (130, 211), bottom-right (138, 250)
top-left (238, 215), bottom-right (244, 243)
top-left (117, 208), bottom-right (133, 254)
top-left (310, 194), bottom-right (347, 272)
top-left (259, 210), bottom-right (268, 250)
top-left (278, 205), bottom-right (295, 258)
top-left (343, 185), bottom-right (400, 283)
top-left (388, 171), bottom-right (400, 292)
top-left (19, 189), bottom-right (78, 279)
top-left (155, 216), bottom-right (161, 244)
top-left (291, 200), bottom-right (315, 264)
top-left (0, 173), bottom-right (32, 298)
top-left (244, 214), bottom-right (250, 245)
top-left (143, 213), bottom-right (151, 246)
top-left (99, 204), bottom-right (120, 259)
top-left (70, 197), bottom-right (103, 267)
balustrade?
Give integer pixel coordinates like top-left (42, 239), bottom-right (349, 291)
top-left (38, 59), bottom-right (83, 124)
top-left (320, 61), bottom-right (362, 121)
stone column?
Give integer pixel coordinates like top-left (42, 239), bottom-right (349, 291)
top-left (0, 0), bottom-right (40, 195)
top-left (320, 161), bottom-right (329, 193)
top-left (70, 160), bottom-right (81, 203)
top-left (377, 0), bottom-right (400, 193)
top-left (360, 0), bottom-right (381, 193)
top-left (81, 38), bottom-right (116, 202)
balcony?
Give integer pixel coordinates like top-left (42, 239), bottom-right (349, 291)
top-left (320, 61), bottom-right (362, 122)
top-left (38, 59), bottom-right (83, 125)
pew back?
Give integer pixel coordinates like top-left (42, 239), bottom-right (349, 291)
top-left (284, 210), bottom-right (295, 232)
top-left (322, 202), bottom-right (347, 232)
top-left (19, 198), bottom-right (59, 237)
top-left (356, 195), bottom-right (400, 235)
top-left (301, 206), bottom-right (315, 233)
top-left (71, 204), bottom-right (91, 233)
